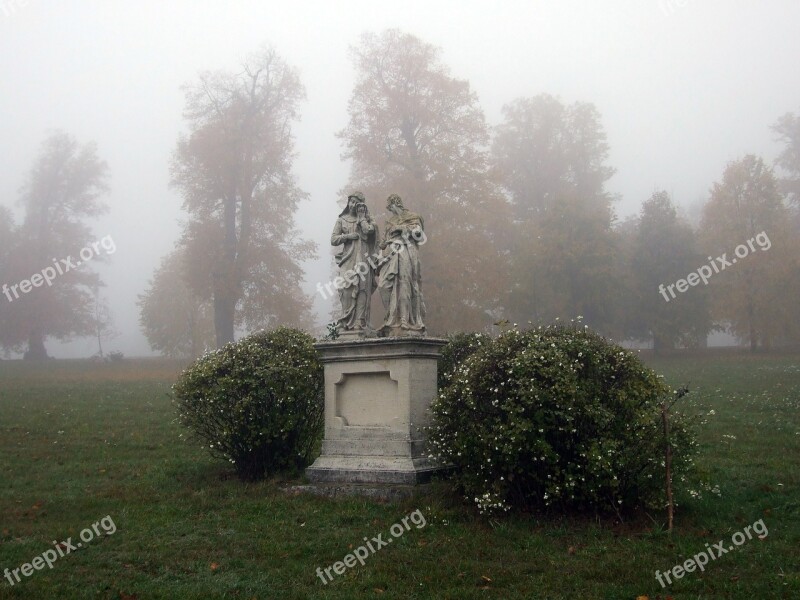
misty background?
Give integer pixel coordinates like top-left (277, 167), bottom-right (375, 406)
top-left (1, 0), bottom-right (798, 358)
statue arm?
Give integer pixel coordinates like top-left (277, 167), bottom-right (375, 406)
top-left (331, 218), bottom-right (347, 246)
top-left (359, 218), bottom-right (375, 234)
top-left (379, 219), bottom-right (393, 249)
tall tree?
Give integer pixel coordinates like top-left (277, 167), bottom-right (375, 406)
top-left (0, 206), bottom-right (18, 356)
top-left (0, 131), bottom-right (109, 359)
top-left (772, 109), bottom-right (800, 209)
top-left (138, 247), bottom-right (215, 359)
top-left (492, 95), bottom-right (620, 331)
top-left (338, 29), bottom-right (510, 333)
top-left (171, 46), bottom-right (316, 347)
top-left (700, 155), bottom-right (797, 350)
top-left (625, 191), bottom-right (711, 351)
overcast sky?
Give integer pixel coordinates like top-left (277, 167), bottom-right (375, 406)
top-left (1, 0), bottom-right (798, 357)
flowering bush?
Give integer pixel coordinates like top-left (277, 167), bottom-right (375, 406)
top-left (173, 327), bottom-right (324, 481)
top-left (438, 332), bottom-right (492, 390)
top-left (428, 325), bottom-right (697, 514)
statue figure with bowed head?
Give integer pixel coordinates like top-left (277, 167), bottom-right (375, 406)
top-left (330, 191), bottom-right (379, 337)
top-left (377, 194), bottom-right (427, 337)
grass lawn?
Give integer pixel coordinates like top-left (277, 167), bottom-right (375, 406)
top-left (0, 351), bottom-right (798, 599)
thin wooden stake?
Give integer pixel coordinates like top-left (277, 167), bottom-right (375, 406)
top-left (662, 401), bottom-right (673, 533)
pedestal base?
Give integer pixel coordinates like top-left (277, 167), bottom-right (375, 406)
top-left (336, 326), bottom-right (378, 340)
top-left (305, 337), bottom-right (446, 486)
top-left (378, 325), bottom-right (426, 338)
top-left (305, 455), bottom-right (440, 485)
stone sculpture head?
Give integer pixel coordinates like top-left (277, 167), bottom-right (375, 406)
top-left (340, 191), bottom-right (366, 217)
top-left (386, 193), bottom-right (406, 215)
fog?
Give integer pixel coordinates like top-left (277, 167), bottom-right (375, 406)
top-left (1, 0), bottom-right (798, 357)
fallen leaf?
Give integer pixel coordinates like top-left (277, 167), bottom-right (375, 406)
top-left (210, 562), bottom-right (220, 571)
top-left (731, 575), bottom-right (739, 582)
top-left (568, 546), bottom-right (576, 555)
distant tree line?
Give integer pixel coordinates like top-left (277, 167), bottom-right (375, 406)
top-left (2, 29), bottom-right (798, 359)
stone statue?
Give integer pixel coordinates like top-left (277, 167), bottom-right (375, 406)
top-left (377, 194), bottom-right (426, 337)
top-left (331, 191), bottom-right (379, 337)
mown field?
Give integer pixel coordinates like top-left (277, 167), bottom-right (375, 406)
top-left (0, 351), bottom-right (798, 599)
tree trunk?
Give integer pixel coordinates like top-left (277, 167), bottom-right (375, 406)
top-left (25, 329), bottom-right (49, 361)
top-left (213, 193), bottom-right (239, 349)
top-left (214, 289), bottom-right (235, 348)
top-left (189, 313), bottom-right (199, 360)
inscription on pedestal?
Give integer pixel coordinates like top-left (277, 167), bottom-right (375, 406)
top-left (334, 372), bottom-right (399, 429)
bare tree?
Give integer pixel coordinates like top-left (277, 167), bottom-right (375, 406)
top-left (172, 46), bottom-right (316, 347)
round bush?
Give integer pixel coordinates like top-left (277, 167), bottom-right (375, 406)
top-left (428, 325), bottom-right (697, 514)
top-left (173, 327), bottom-right (324, 481)
top-left (438, 332), bottom-right (492, 390)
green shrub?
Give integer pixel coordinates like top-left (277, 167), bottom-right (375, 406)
top-left (173, 327), bottom-right (324, 481)
top-left (428, 325), bottom-right (697, 514)
top-left (438, 332), bottom-right (491, 390)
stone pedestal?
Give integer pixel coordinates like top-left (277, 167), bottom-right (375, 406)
top-left (305, 337), bottom-right (446, 485)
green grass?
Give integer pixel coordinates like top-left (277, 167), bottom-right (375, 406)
top-left (0, 352), bottom-right (799, 599)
